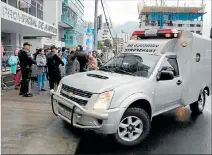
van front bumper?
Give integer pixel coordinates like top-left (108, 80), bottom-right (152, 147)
top-left (50, 89), bottom-right (124, 134)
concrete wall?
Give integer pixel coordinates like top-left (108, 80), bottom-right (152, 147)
top-left (23, 38), bottom-right (42, 53)
top-left (43, 0), bottom-right (62, 41)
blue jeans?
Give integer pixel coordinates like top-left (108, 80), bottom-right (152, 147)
top-left (38, 73), bottom-right (46, 89)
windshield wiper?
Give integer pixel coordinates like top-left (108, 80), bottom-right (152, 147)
top-left (99, 67), bottom-right (115, 73)
top-left (116, 69), bottom-right (137, 76)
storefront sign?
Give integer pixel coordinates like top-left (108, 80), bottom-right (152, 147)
top-left (1, 2), bottom-right (57, 35)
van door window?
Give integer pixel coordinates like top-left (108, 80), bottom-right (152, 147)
top-left (167, 58), bottom-right (179, 76)
top-left (159, 58), bottom-right (180, 77)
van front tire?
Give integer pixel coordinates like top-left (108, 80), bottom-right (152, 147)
top-left (190, 91), bottom-right (206, 115)
top-left (113, 108), bottom-right (151, 146)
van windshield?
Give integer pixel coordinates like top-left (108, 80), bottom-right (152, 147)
top-left (99, 53), bottom-right (161, 78)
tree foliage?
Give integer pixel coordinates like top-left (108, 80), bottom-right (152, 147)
top-left (98, 41), bottom-right (104, 49)
top-left (104, 39), bottom-right (112, 49)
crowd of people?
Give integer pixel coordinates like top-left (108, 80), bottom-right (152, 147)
top-left (8, 42), bottom-right (104, 97)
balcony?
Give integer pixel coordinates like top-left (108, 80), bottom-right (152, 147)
top-left (60, 15), bottom-right (75, 28)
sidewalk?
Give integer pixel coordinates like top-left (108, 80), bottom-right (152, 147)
top-left (1, 82), bottom-right (51, 103)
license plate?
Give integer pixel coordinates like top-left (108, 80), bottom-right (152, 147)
top-left (58, 105), bottom-right (72, 120)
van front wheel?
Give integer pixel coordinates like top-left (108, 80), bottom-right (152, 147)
top-left (190, 91), bottom-right (206, 114)
top-left (113, 108), bottom-right (151, 146)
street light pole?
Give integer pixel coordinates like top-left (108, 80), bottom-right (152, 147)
top-left (93, 0), bottom-right (99, 50)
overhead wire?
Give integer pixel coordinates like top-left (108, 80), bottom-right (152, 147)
top-left (103, 0), bottom-right (113, 28)
top-left (103, 0), bottom-right (116, 35)
top-left (100, 0), bottom-right (114, 39)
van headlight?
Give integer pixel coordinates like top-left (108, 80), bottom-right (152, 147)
top-left (56, 81), bottom-right (62, 93)
top-left (93, 91), bottom-right (114, 110)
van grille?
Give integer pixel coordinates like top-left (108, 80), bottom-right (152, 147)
top-left (61, 84), bottom-right (93, 98)
top-left (60, 84), bottom-right (93, 106)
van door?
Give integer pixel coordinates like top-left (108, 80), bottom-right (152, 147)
top-left (154, 56), bottom-right (183, 112)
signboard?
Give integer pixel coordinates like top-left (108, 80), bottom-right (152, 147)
top-left (97, 14), bottom-right (102, 30)
top-left (123, 43), bottom-right (160, 53)
top-left (1, 2), bottom-right (57, 35)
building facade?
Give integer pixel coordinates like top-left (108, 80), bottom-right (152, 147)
top-left (119, 31), bottom-right (130, 43)
top-left (112, 37), bottom-right (124, 54)
top-left (138, 5), bottom-right (205, 35)
top-left (100, 23), bottom-right (113, 43)
top-left (1, 0), bottom-right (58, 53)
top-left (59, 0), bottom-right (84, 48)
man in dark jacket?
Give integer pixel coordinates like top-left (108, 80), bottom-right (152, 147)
top-left (46, 45), bottom-right (64, 90)
top-left (75, 45), bottom-right (88, 72)
top-left (18, 42), bottom-right (36, 97)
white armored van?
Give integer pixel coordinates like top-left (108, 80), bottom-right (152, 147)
top-left (50, 29), bottom-right (211, 146)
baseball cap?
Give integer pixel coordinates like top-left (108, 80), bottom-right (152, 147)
top-left (23, 42), bottom-right (32, 46)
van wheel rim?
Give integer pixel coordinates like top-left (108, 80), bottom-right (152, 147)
top-left (118, 116), bottom-right (143, 142)
top-left (198, 93), bottom-right (205, 110)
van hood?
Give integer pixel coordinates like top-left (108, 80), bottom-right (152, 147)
top-left (61, 70), bottom-right (144, 93)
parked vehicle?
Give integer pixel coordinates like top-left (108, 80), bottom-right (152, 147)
top-left (50, 29), bottom-right (211, 146)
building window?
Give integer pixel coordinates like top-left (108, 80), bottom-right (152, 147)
top-left (37, 9), bottom-right (43, 19)
top-left (1, 0), bottom-right (7, 3)
top-left (196, 24), bottom-right (201, 27)
top-left (190, 24), bottom-right (194, 27)
top-left (8, 0), bottom-right (18, 8)
top-left (178, 24), bottom-right (183, 27)
top-left (19, 0), bottom-right (29, 13)
top-left (37, 0), bottom-right (43, 19)
top-left (37, 0), bottom-right (43, 10)
top-left (29, 0), bottom-right (37, 17)
top-left (196, 31), bottom-right (201, 34)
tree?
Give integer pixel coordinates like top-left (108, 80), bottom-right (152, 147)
top-left (98, 41), bottom-right (104, 49)
top-left (104, 39), bottom-right (112, 49)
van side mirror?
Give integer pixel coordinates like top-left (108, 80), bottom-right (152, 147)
top-left (210, 28), bottom-right (212, 39)
top-left (157, 71), bottom-right (174, 81)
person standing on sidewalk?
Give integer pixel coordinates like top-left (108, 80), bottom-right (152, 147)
top-left (18, 42), bottom-right (36, 97)
top-left (62, 47), bottom-right (67, 60)
top-left (58, 50), bottom-right (66, 77)
top-left (88, 51), bottom-right (98, 71)
top-left (66, 50), bottom-right (80, 75)
top-left (75, 45), bottom-right (88, 72)
top-left (8, 48), bottom-right (21, 89)
top-left (36, 48), bottom-right (47, 91)
top-left (46, 45), bottom-right (64, 90)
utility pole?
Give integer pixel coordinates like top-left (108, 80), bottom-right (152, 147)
top-left (116, 34), bottom-right (118, 55)
top-left (93, 0), bottom-right (99, 50)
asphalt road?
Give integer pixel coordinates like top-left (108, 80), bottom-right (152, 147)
top-left (76, 96), bottom-right (211, 154)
